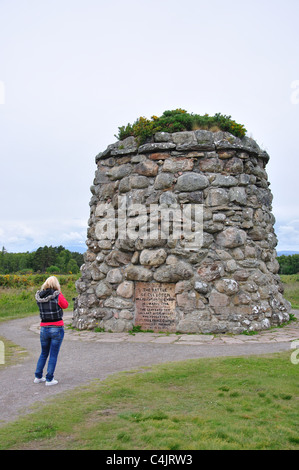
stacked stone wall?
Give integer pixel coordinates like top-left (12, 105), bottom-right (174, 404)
top-left (73, 130), bottom-right (291, 334)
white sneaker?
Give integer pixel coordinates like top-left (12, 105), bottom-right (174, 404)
top-left (46, 379), bottom-right (58, 386)
top-left (34, 377), bottom-right (46, 383)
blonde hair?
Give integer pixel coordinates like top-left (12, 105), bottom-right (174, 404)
top-left (41, 276), bottom-right (61, 292)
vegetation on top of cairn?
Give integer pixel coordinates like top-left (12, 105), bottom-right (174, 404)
top-left (116, 109), bottom-right (247, 144)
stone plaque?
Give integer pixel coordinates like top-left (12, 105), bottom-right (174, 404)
top-left (135, 282), bottom-right (176, 332)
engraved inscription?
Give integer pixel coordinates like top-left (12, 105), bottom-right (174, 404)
top-left (135, 282), bottom-right (176, 332)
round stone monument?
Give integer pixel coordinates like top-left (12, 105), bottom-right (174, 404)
top-left (72, 130), bottom-right (291, 334)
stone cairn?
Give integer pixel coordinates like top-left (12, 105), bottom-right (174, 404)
top-left (73, 130), bottom-right (291, 334)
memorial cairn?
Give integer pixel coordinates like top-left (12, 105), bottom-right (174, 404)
top-left (73, 116), bottom-right (291, 334)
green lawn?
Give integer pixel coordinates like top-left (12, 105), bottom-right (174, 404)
top-left (0, 352), bottom-right (298, 450)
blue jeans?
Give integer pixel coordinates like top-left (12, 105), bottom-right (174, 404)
top-left (35, 327), bottom-right (64, 382)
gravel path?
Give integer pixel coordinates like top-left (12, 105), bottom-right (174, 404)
top-left (0, 311), bottom-right (298, 425)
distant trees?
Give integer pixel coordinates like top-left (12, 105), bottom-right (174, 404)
top-left (277, 254), bottom-right (299, 275)
top-left (0, 246), bottom-right (84, 274)
top-left (1, 246), bottom-right (297, 276)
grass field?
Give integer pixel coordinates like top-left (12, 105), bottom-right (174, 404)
top-left (0, 352), bottom-right (298, 450)
top-left (0, 275), bottom-right (78, 322)
top-left (280, 274), bottom-right (299, 310)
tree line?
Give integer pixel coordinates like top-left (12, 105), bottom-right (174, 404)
top-left (0, 246), bottom-right (297, 276)
top-left (277, 254), bottom-right (299, 275)
top-left (0, 245), bottom-right (84, 274)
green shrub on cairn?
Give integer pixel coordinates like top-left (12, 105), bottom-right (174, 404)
top-left (116, 109), bottom-right (247, 144)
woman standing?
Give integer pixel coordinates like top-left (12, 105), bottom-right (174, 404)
top-left (34, 276), bottom-right (68, 386)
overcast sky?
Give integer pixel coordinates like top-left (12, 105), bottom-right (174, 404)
top-left (0, 0), bottom-right (298, 253)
